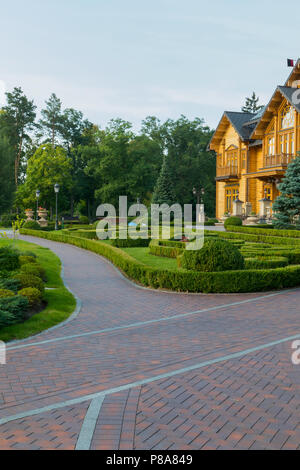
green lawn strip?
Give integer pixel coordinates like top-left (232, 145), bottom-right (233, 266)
top-left (0, 239), bottom-right (76, 342)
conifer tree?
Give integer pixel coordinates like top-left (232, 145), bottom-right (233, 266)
top-left (242, 92), bottom-right (264, 114)
top-left (273, 154), bottom-right (300, 228)
top-left (152, 153), bottom-right (177, 206)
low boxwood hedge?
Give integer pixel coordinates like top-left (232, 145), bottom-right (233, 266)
top-left (20, 228), bottom-right (300, 293)
top-left (149, 240), bottom-right (184, 258)
top-left (227, 225), bottom-right (300, 239)
top-left (111, 238), bottom-right (150, 248)
top-left (244, 256), bottom-right (288, 270)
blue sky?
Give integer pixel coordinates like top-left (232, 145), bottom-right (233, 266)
top-left (1, 0), bottom-right (300, 130)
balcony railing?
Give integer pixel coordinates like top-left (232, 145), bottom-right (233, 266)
top-left (216, 164), bottom-right (238, 179)
top-left (263, 153), bottom-right (294, 168)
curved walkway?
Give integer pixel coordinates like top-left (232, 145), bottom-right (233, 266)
top-left (0, 236), bottom-right (300, 450)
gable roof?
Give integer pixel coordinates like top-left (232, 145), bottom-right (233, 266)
top-left (251, 85), bottom-right (300, 139)
top-left (209, 111), bottom-right (255, 150)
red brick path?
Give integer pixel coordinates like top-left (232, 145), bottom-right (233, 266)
top-left (0, 236), bottom-right (299, 450)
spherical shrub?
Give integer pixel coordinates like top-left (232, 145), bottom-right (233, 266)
top-left (0, 288), bottom-right (15, 298)
top-left (20, 263), bottom-right (46, 280)
top-left (79, 215), bottom-right (89, 225)
top-left (19, 255), bottom-right (37, 266)
top-left (224, 216), bottom-right (243, 229)
top-left (13, 273), bottom-right (44, 294)
top-left (18, 287), bottom-right (42, 307)
top-left (0, 247), bottom-right (20, 271)
top-left (180, 239), bottom-right (245, 272)
top-left (23, 220), bottom-right (41, 230)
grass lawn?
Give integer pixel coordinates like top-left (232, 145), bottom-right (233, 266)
top-left (0, 239), bottom-right (76, 343)
top-left (122, 247), bottom-right (179, 270)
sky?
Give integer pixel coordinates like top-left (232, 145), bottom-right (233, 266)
top-left (1, 0), bottom-right (300, 131)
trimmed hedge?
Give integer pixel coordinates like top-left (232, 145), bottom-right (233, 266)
top-left (224, 216), bottom-right (242, 229)
top-left (23, 220), bottom-right (41, 230)
top-left (244, 256), bottom-right (288, 270)
top-left (217, 229), bottom-right (300, 246)
top-left (111, 238), bottom-right (150, 248)
top-left (149, 240), bottom-right (184, 258)
top-left (20, 228), bottom-right (300, 293)
top-left (227, 225), bottom-right (300, 239)
top-left (180, 239), bottom-right (245, 272)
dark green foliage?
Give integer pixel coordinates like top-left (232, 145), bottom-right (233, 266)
top-left (79, 215), bottom-right (89, 225)
top-left (180, 239), bottom-right (245, 272)
top-left (242, 92), bottom-right (264, 114)
top-left (23, 220), bottom-right (41, 230)
top-left (224, 216), bottom-right (243, 229)
top-left (0, 278), bottom-right (21, 293)
top-left (0, 295), bottom-right (29, 327)
top-left (111, 238), bottom-right (150, 248)
top-left (273, 155), bottom-right (300, 228)
top-left (0, 288), bottom-right (15, 298)
top-left (0, 247), bottom-right (20, 271)
top-left (152, 154), bottom-right (177, 206)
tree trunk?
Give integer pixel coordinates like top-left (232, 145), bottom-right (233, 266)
top-left (14, 137), bottom-right (23, 186)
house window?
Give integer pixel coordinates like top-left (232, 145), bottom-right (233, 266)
top-left (225, 187), bottom-right (239, 212)
top-left (267, 137), bottom-right (275, 155)
top-left (226, 149), bottom-right (238, 167)
top-left (281, 106), bottom-right (294, 129)
top-left (280, 132), bottom-right (294, 154)
top-left (241, 150), bottom-right (246, 170)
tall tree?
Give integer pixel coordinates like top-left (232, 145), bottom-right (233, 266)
top-left (0, 132), bottom-right (15, 214)
top-left (273, 154), bottom-right (300, 228)
top-left (39, 93), bottom-right (63, 147)
top-left (0, 87), bottom-right (36, 186)
top-left (242, 92), bottom-right (264, 114)
top-left (152, 154), bottom-right (177, 206)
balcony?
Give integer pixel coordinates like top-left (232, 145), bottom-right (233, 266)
top-left (216, 164), bottom-right (238, 181)
top-left (263, 153), bottom-right (294, 168)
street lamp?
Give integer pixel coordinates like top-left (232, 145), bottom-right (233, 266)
top-left (36, 189), bottom-right (40, 221)
top-left (54, 183), bottom-right (60, 230)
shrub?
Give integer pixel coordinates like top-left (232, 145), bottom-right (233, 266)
top-left (0, 278), bottom-right (21, 293)
top-left (20, 263), bottom-right (46, 280)
top-left (19, 255), bottom-right (37, 266)
top-left (13, 273), bottom-right (44, 294)
top-left (0, 288), bottom-right (15, 298)
top-left (0, 295), bottom-right (29, 327)
top-left (224, 216), bottom-right (243, 229)
top-left (19, 250), bottom-right (37, 259)
top-left (23, 220), bottom-right (41, 230)
top-left (180, 239), bottom-right (245, 272)
top-left (18, 287), bottom-right (42, 307)
top-left (0, 247), bottom-right (20, 271)
top-left (79, 215), bottom-right (89, 225)
top-left (149, 240), bottom-right (184, 258)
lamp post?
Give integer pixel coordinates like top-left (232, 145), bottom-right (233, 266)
top-left (193, 186), bottom-right (205, 223)
top-left (36, 189), bottom-right (40, 221)
top-left (54, 184), bottom-right (60, 230)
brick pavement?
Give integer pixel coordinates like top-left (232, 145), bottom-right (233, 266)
top-left (0, 236), bottom-right (299, 450)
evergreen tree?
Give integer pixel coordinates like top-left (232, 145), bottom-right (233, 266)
top-left (152, 153), bottom-right (177, 206)
top-left (39, 93), bottom-right (63, 147)
top-left (273, 154), bottom-right (300, 228)
top-left (242, 92), bottom-right (264, 114)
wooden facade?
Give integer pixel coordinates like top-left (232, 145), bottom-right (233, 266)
top-left (210, 60), bottom-right (300, 219)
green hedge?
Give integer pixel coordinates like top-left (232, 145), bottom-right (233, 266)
top-left (20, 228), bottom-right (300, 293)
top-left (149, 240), bottom-right (184, 258)
top-left (227, 225), bottom-right (300, 239)
top-left (111, 238), bottom-right (150, 248)
top-left (244, 256), bottom-right (288, 270)
top-left (218, 229), bottom-right (300, 246)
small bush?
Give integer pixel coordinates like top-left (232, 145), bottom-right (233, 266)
top-left (0, 247), bottom-right (20, 271)
top-left (0, 278), bottom-right (21, 293)
top-left (19, 255), bottom-right (37, 265)
top-left (13, 273), bottom-right (44, 294)
top-left (23, 220), bottom-right (41, 230)
top-left (20, 263), bottom-right (46, 280)
top-left (19, 250), bottom-right (37, 259)
top-left (0, 288), bottom-right (15, 298)
top-left (224, 216), bottom-right (243, 229)
top-left (180, 239), bottom-right (245, 272)
top-left (19, 287), bottom-right (42, 307)
top-left (0, 295), bottom-right (29, 327)
top-left (79, 215), bottom-right (89, 225)
top-left (245, 256), bottom-right (288, 270)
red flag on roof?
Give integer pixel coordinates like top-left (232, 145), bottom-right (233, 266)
top-left (287, 59), bottom-right (295, 67)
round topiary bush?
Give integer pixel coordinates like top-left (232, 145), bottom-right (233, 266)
top-left (0, 288), bottom-right (15, 298)
top-left (23, 220), bottom-right (41, 230)
top-left (224, 216), bottom-right (243, 229)
top-left (20, 263), bottom-right (46, 280)
top-left (180, 239), bottom-right (245, 272)
top-left (79, 215), bottom-right (89, 225)
top-left (13, 273), bottom-right (44, 294)
top-left (18, 287), bottom-right (42, 307)
top-left (19, 255), bottom-right (37, 266)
